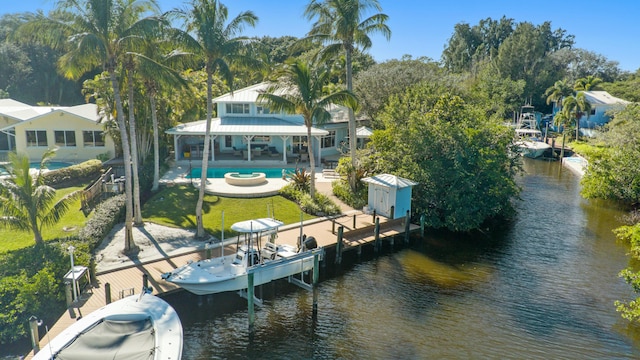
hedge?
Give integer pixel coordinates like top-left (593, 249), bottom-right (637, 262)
top-left (44, 159), bottom-right (103, 188)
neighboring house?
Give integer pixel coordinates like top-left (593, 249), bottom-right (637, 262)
top-left (166, 82), bottom-right (357, 165)
top-left (0, 99), bottom-right (115, 162)
top-left (552, 91), bottom-right (630, 136)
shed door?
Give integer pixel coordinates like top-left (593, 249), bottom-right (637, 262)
top-left (375, 187), bottom-right (390, 217)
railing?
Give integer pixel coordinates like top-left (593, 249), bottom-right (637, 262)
top-left (80, 167), bottom-right (113, 214)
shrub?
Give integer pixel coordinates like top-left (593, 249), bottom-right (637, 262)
top-left (78, 194), bottom-right (126, 251)
top-left (44, 159), bottom-right (103, 188)
top-left (287, 167), bottom-right (310, 192)
top-left (332, 179), bottom-right (368, 209)
top-left (280, 184), bottom-right (340, 216)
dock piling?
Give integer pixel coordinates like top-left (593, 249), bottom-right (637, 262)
top-left (353, 214), bottom-right (356, 229)
top-left (374, 217), bottom-right (381, 254)
top-left (247, 271), bottom-right (255, 330)
top-left (105, 283), bottom-right (111, 304)
top-left (312, 253), bottom-right (320, 318)
top-left (404, 210), bottom-right (411, 244)
top-left (420, 214), bottom-right (425, 238)
top-left (29, 316), bottom-right (40, 354)
top-left (143, 274), bottom-right (148, 290)
top-left (335, 226), bottom-right (344, 265)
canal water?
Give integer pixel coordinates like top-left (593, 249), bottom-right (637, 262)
top-left (167, 159), bottom-right (640, 359)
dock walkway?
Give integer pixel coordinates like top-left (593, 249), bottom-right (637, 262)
top-left (28, 211), bottom-right (419, 357)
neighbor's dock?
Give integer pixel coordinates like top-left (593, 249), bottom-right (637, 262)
top-left (27, 211), bottom-right (419, 357)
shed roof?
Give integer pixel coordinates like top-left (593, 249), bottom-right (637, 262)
top-left (361, 173), bottom-right (418, 188)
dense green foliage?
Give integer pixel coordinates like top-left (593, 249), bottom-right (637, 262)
top-left (279, 183), bottom-right (340, 216)
top-left (370, 84), bottom-right (520, 231)
top-left (581, 104), bottom-right (640, 205)
top-left (78, 195), bottom-right (126, 249)
top-left (43, 159), bottom-right (103, 188)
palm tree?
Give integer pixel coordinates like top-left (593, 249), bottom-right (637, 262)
top-left (304, 0), bottom-right (390, 166)
top-left (0, 149), bottom-right (81, 246)
top-left (18, 0), bottom-right (165, 251)
top-left (574, 75), bottom-right (603, 91)
top-left (173, 0), bottom-right (258, 238)
top-left (544, 79), bottom-right (573, 110)
top-left (563, 92), bottom-right (591, 141)
top-left (553, 106), bottom-right (572, 160)
top-left (257, 60), bottom-right (356, 198)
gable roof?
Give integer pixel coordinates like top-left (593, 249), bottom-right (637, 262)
top-left (0, 100), bottom-right (101, 131)
top-left (213, 83), bottom-right (270, 103)
top-left (582, 91), bottom-right (630, 106)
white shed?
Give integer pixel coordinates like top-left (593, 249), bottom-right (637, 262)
top-left (361, 174), bottom-right (418, 219)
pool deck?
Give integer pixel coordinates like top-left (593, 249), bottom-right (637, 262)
top-left (161, 160), bottom-right (338, 198)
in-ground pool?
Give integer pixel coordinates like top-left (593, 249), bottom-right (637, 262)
top-left (186, 167), bottom-right (296, 179)
top-left (30, 161), bottom-right (74, 170)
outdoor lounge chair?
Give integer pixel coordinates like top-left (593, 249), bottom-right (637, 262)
top-left (269, 146), bottom-right (279, 157)
top-left (233, 146), bottom-right (242, 156)
top-left (300, 153), bottom-right (308, 162)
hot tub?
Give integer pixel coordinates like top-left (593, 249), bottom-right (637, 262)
top-left (224, 172), bottom-right (267, 186)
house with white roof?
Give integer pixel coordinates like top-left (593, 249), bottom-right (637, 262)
top-left (165, 82), bottom-right (356, 165)
top-left (0, 99), bottom-right (115, 162)
top-left (552, 90), bottom-right (630, 136)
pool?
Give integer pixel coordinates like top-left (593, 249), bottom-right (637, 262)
top-left (186, 167), bottom-right (296, 179)
top-left (30, 161), bottom-right (74, 170)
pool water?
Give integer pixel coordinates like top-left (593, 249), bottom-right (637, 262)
top-left (187, 167), bottom-right (296, 179)
top-left (30, 161), bottom-right (74, 170)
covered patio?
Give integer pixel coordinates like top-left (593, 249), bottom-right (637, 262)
top-left (166, 117), bottom-right (330, 166)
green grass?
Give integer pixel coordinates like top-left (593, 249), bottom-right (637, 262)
top-left (142, 185), bottom-right (316, 238)
top-left (0, 186), bottom-right (88, 253)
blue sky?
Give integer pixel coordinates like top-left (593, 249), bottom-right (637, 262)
top-left (5, 0), bottom-right (640, 72)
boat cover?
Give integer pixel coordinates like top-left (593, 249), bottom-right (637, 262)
top-left (231, 218), bottom-right (283, 233)
top-left (54, 317), bottom-right (155, 360)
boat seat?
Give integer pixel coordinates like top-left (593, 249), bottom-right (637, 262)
top-left (262, 242), bottom-right (278, 260)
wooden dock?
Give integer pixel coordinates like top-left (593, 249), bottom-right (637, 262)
top-left (27, 211), bottom-right (419, 358)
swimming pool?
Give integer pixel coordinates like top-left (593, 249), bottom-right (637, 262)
top-left (29, 161), bottom-right (74, 170)
top-left (186, 167), bottom-right (296, 179)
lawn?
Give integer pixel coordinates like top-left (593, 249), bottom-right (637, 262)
top-left (0, 186), bottom-right (87, 253)
top-left (142, 185), bottom-right (316, 238)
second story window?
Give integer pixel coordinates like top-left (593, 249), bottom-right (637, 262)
top-left (226, 103), bottom-right (250, 114)
top-left (256, 106), bottom-right (271, 115)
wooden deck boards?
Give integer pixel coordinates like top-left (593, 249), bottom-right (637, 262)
top-left (27, 212), bottom-right (418, 358)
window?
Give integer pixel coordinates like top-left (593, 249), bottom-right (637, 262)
top-left (26, 130), bottom-right (47, 147)
top-left (225, 103), bottom-right (250, 114)
top-left (225, 135), bottom-right (232, 147)
top-left (256, 106), bottom-right (271, 115)
top-left (253, 135), bottom-right (271, 143)
top-left (55, 130), bottom-right (76, 147)
top-left (590, 109), bottom-right (596, 115)
top-left (83, 130), bottom-right (105, 147)
top-left (321, 130), bottom-right (336, 148)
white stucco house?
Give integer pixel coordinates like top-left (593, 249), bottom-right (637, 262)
top-left (552, 91), bottom-right (630, 136)
top-left (165, 82), bottom-right (358, 165)
top-left (0, 99), bottom-right (115, 162)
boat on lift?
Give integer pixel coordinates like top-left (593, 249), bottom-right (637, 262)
top-left (513, 104), bottom-right (551, 158)
top-left (162, 218), bottom-right (322, 296)
top-left (33, 290), bottom-right (182, 360)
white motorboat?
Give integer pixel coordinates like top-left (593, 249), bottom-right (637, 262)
top-left (162, 218), bottom-right (322, 296)
top-left (514, 128), bottom-right (552, 158)
top-left (34, 291), bottom-right (182, 360)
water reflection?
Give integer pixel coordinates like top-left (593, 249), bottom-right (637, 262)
top-left (169, 159), bottom-right (640, 359)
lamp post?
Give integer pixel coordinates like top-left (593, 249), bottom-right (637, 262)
top-left (68, 245), bottom-right (77, 302)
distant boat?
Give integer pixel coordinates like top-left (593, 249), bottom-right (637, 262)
top-left (513, 105), bottom-right (551, 158)
top-left (34, 291), bottom-right (182, 360)
top-left (162, 218), bottom-right (322, 296)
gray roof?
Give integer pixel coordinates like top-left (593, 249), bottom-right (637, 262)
top-left (582, 91), bottom-right (630, 106)
top-left (361, 173), bottom-right (418, 188)
top-left (0, 99), bottom-right (101, 130)
top-left (166, 117), bottom-right (329, 136)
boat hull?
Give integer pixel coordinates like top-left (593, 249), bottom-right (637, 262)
top-left (33, 294), bottom-right (182, 360)
top-left (165, 248), bottom-right (323, 296)
top-left (515, 140), bottom-right (551, 158)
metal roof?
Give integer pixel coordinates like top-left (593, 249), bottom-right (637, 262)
top-left (361, 173), bottom-right (418, 188)
top-left (582, 91), bottom-right (630, 106)
top-left (166, 117), bottom-right (329, 136)
top-left (356, 126), bottom-right (373, 138)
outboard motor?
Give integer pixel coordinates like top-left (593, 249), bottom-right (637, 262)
top-left (303, 236), bottom-right (317, 251)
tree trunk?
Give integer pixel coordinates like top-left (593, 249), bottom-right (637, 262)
top-left (127, 68), bottom-right (143, 226)
top-left (307, 125), bottom-right (316, 198)
top-left (345, 45), bottom-right (357, 168)
top-left (195, 69), bottom-right (213, 238)
top-left (150, 92), bottom-right (160, 192)
top-left (109, 70), bottom-right (136, 252)
top-left (560, 132), bottom-right (566, 160)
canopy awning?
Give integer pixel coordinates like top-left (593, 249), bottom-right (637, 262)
top-left (231, 218), bottom-right (284, 233)
top-left (356, 126), bottom-right (373, 138)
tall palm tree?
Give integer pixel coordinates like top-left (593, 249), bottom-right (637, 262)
top-left (18, 0), bottom-right (164, 251)
top-left (574, 75), bottom-right (603, 91)
top-left (553, 106), bottom-right (572, 160)
top-left (304, 0), bottom-right (390, 166)
top-left (257, 60), bottom-right (356, 198)
top-left (173, 0), bottom-right (258, 238)
top-left (544, 79), bottom-right (573, 110)
top-left (563, 92), bottom-right (591, 141)
top-left (0, 149), bottom-right (81, 246)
